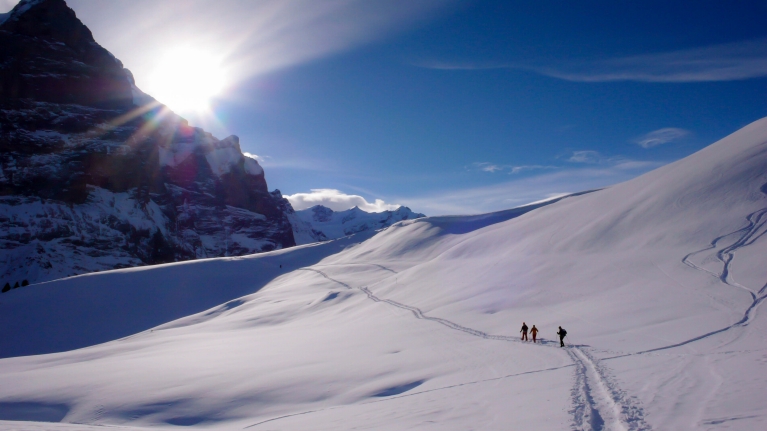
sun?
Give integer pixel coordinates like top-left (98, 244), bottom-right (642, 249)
top-left (146, 46), bottom-right (228, 113)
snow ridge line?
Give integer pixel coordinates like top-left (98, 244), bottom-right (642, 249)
top-left (298, 267), bottom-right (651, 431)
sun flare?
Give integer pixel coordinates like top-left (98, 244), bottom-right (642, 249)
top-left (146, 46), bottom-right (228, 113)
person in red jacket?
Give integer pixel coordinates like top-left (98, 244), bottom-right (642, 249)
top-left (530, 325), bottom-right (539, 343)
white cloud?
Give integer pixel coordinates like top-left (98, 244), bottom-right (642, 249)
top-left (567, 150), bottom-right (603, 164)
top-left (242, 152), bottom-right (268, 163)
top-left (565, 151), bottom-right (664, 170)
top-left (285, 189), bottom-right (400, 212)
top-left (539, 39), bottom-right (767, 83)
top-left (611, 160), bottom-right (665, 171)
top-left (509, 165), bottom-right (553, 174)
top-left (472, 162), bottom-right (557, 174)
top-left (416, 38), bottom-right (767, 83)
top-left (475, 162), bottom-right (503, 173)
top-left (634, 128), bottom-right (690, 148)
top-left (68, 0), bottom-right (455, 94)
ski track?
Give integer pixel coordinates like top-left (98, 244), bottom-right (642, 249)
top-left (602, 206), bottom-right (767, 359)
top-left (682, 208), bottom-right (767, 297)
top-left (291, 267), bottom-right (651, 431)
top-left (252, 196), bottom-right (767, 429)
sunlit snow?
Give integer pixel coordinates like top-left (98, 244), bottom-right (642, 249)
top-left (1, 118), bottom-right (766, 430)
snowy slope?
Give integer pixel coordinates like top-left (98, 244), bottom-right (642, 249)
top-left (288, 205), bottom-right (425, 245)
top-left (0, 118), bottom-right (766, 430)
top-left (0, 230), bottom-right (379, 358)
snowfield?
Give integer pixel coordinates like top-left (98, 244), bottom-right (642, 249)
top-left (1, 117), bottom-right (766, 430)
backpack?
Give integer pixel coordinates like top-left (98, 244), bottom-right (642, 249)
top-left (560, 329), bottom-right (567, 337)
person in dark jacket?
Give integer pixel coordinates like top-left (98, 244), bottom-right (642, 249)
top-left (530, 325), bottom-right (539, 343)
top-left (520, 322), bottom-right (528, 341)
top-left (557, 326), bottom-right (567, 347)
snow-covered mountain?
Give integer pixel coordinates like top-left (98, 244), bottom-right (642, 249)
top-left (288, 205), bottom-right (425, 245)
top-left (0, 0), bottom-right (294, 284)
top-left (1, 117), bottom-right (765, 430)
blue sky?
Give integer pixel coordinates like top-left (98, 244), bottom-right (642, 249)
top-left (4, 0), bottom-right (766, 214)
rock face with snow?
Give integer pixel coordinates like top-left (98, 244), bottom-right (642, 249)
top-left (287, 205), bottom-right (425, 245)
top-left (0, 0), bottom-right (295, 284)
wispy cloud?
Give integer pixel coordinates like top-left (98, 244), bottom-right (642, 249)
top-left (634, 128), bottom-right (690, 148)
top-left (471, 162), bottom-right (557, 174)
top-left (567, 150), bottom-right (603, 164)
top-left (242, 152), bottom-right (269, 163)
top-left (285, 189), bottom-right (400, 212)
top-left (68, 0), bottom-right (455, 90)
top-left (474, 162), bottom-right (504, 173)
top-left (510, 165), bottom-right (555, 174)
top-left (416, 38), bottom-right (767, 83)
top-left (400, 161), bottom-right (666, 216)
top-left (563, 150), bottom-right (664, 171)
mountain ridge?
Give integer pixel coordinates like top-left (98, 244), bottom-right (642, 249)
top-left (0, 0), bottom-right (295, 284)
top-left (287, 204), bottom-right (425, 245)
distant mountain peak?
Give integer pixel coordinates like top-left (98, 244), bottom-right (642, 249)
top-left (289, 204), bottom-right (425, 245)
top-left (310, 205), bottom-right (334, 223)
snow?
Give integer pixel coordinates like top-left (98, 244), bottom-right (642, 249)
top-left (0, 0), bottom-right (46, 26)
top-left (158, 131), bottom-right (263, 179)
top-left (1, 117), bottom-right (767, 430)
top-left (0, 188), bottom-right (171, 283)
top-left (205, 142), bottom-right (244, 177)
top-left (243, 154), bottom-right (264, 176)
top-left (289, 205), bottom-right (425, 245)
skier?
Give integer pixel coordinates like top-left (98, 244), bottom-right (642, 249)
top-left (520, 322), bottom-right (528, 341)
top-left (531, 325), bottom-right (539, 343)
top-left (557, 326), bottom-right (567, 347)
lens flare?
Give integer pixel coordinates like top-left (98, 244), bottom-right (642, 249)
top-left (146, 46), bottom-right (227, 113)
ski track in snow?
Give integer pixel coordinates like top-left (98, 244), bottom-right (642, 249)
top-left (289, 267), bottom-right (651, 431)
top-left (604, 206), bottom-right (767, 359)
top-left (683, 208), bottom-right (767, 296)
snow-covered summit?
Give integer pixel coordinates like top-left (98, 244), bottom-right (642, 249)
top-left (288, 204), bottom-right (425, 245)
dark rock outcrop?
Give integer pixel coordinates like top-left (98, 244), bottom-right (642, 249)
top-left (0, 0), bottom-right (295, 283)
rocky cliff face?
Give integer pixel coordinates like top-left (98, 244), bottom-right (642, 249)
top-left (288, 205), bottom-right (425, 245)
top-left (0, 0), bottom-right (295, 284)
